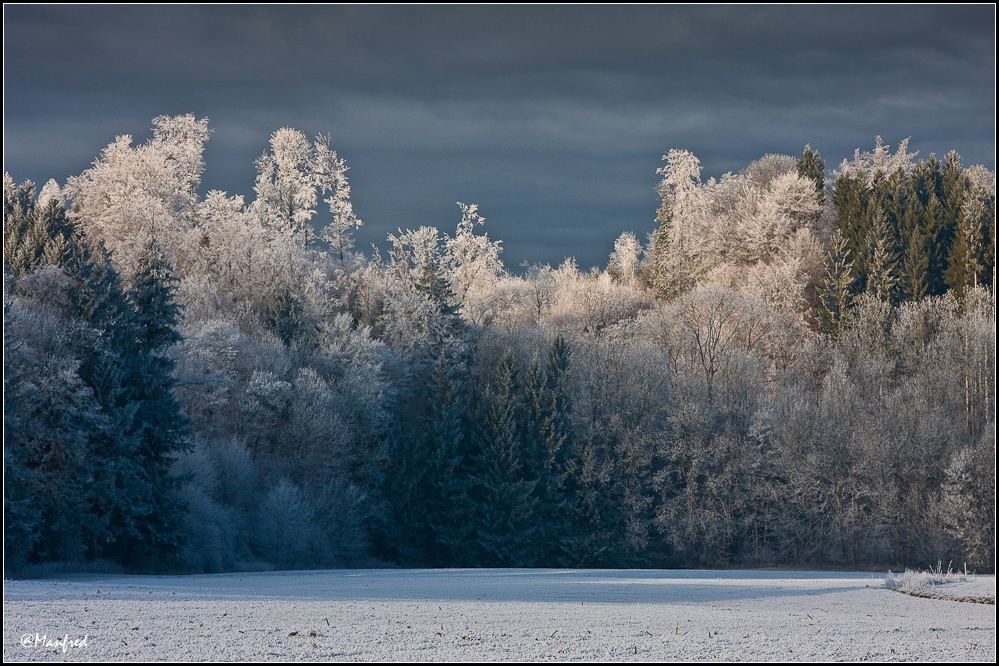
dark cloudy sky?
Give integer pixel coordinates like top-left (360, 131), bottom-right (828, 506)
top-left (4, 6), bottom-right (995, 269)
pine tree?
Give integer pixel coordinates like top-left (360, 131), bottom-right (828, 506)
top-left (421, 355), bottom-right (468, 566)
top-left (818, 231), bottom-right (857, 339)
top-left (110, 239), bottom-right (189, 567)
top-left (908, 155), bottom-right (962, 296)
top-left (267, 285), bottom-right (305, 346)
top-left (865, 208), bottom-right (901, 304)
top-left (3, 177), bottom-right (39, 276)
top-left (899, 226), bottom-right (929, 302)
top-left (896, 179), bottom-right (930, 302)
top-left (651, 195), bottom-right (675, 299)
top-left (832, 171), bottom-right (871, 289)
top-left (795, 145), bottom-right (825, 201)
top-left (415, 260), bottom-right (459, 320)
top-left (3, 178), bottom-right (77, 278)
top-left (945, 186), bottom-right (993, 296)
top-left (464, 355), bottom-right (537, 567)
top-left (524, 335), bottom-right (575, 566)
top-left (921, 190), bottom-right (949, 296)
top-left (42, 237), bottom-right (142, 561)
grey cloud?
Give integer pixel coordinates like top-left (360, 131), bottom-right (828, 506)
top-left (4, 5), bottom-right (994, 270)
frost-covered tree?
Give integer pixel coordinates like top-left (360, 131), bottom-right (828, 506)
top-left (743, 153), bottom-right (798, 191)
top-left (444, 202), bottom-right (504, 323)
top-left (942, 427), bottom-right (996, 570)
top-left (608, 231), bottom-right (642, 284)
top-left (12, 115), bottom-right (998, 574)
top-left (4, 297), bottom-right (107, 569)
top-left (731, 171), bottom-right (820, 265)
top-left (253, 127), bottom-right (317, 246)
top-left (656, 283), bottom-right (752, 405)
top-left (314, 134), bottom-right (362, 266)
top-left (652, 149), bottom-right (702, 298)
top-left (4, 176), bottom-right (76, 277)
top-left (254, 479), bottom-right (319, 569)
top-left (193, 190), bottom-right (299, 318)
top-left (63, 114), bottom-right (210, 277)
top-left (386, 226), bottom-right (443, 291)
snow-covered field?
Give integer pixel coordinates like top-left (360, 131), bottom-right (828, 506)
top-left (4, 569), bottom-right (995, 661)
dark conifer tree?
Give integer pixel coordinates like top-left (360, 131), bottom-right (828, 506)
top-left (3, 182), bottom-right (77, 278)
top-left (415, 260), bottom-right (458, 318)
top-left (818, 231), bottom-right (857, 338)
top-left (900, 226), bottom-right (930, 302)
top-left (945, 179), bottom-right (994, 296)
top-left (651, 195), bottom-right (675, 300)
top-left (520, 336), bottom-right (575, 565)
top-left (415, 259), bottom-right (464, 344)
top-left (57, 239), bottom-right (149, 560)
top-left (268, 285), bottom-right (305, 346)
top-left (464, 355), bottom-right (537, 567)
top-left (907, 155), bottom-right (957, 296)
top-left (865, 208), bottom-right (901, 304)
top-left (115, 239), bottom-right (189, 567)
top-left (795, 145), bottom-right (825, 201)
top-left (421, 355), bottom-right (468, 566)
top-left (832, 171), bottom-right (871, 290)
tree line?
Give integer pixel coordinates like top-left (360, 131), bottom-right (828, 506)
top-left (4, 116), bottom-right (995, 575)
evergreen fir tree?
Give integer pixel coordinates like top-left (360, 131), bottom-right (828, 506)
top-left (3, 174), bottom-right (35, 223)
top-left (118, 240), bottom-right (189, 566)
top-left (521, 335), bottom-right (575, 565)
top-left (818, 231), bottom-right (857, 338)
top-left (900, 226), bottom-right (930, 302)
top-left (3, 180), bottom-right (76, 278)
top-left (421, 355), bottom-right (468, 566)
top-left (945, 186), bottom-right (993, 296)
top-left (940, 151), bottom-right (967, 233)
top-left (865, 208), bottom-right (901, 304)
top-left (539, 336), bottom-right (575, 565)
top-left (267, 285), bottom-right (305, 346)
top-left (921, 190), bottom-right (949, 296)
top-left (464, 355), bottom-right (537, 567)
top-left (832, 171), bottom-right (871, 290)
top-left (895, 179), bottom-right (930, 302)
top-left (415, 259), bottom-right (459, 321)
top-left (651, 195), bottom-right (675, 300)
top-left (23, 236), bottom-right (140, 564)
top-left (909, 155), bottom-right (961, 296)
top-left (795, 145), bottom-right (825, 201)
top-left (382, 349), bottom-right (468, 567)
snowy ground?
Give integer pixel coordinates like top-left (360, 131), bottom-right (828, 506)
top-left (4, 569), bottom-right (995, 661)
